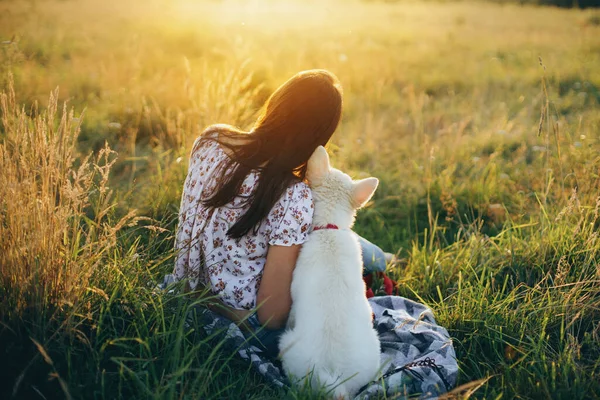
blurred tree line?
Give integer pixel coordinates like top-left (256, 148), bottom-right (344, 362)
top-left (533, 0), bottom-right (599, 7)
top-left (363, 0), bottom-right (599, 8)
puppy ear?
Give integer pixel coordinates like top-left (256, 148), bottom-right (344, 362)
top-left (353, 177), bottom-right (379, 208)
top-left (306, 146), bottom-right (330, 185)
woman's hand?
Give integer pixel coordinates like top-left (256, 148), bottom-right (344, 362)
top-left (256, 244), bottom-right (301, 329)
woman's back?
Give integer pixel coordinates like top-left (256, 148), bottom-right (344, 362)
top-left (173, 127), bottom-right (314, 310)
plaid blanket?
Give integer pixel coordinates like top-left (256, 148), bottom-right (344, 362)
top-left (180, 291), bottom-right (457, 398)
top-left (161, 275), bottom-right (457, 398)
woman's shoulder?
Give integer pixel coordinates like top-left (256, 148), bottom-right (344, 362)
top-left (282, 180), bottom-right (313, 206)
top-left (191, 124), bottom-right (227, 147)
top-left (202, 123), bottom-right (235, 138)
top-left (203, 123), bottom-right (250, 140)
top-left (192, 124), bottom-right (251, 154)
top-left (266, 180), bottom-right (314, 245)
top-left (190, 124), bottom-right (233, 156)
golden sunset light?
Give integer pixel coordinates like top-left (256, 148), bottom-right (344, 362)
top-left (1, 0), bottom-right (599, 398)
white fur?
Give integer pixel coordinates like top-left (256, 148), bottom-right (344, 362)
top-left (279, 146), bottom-right (381, 399)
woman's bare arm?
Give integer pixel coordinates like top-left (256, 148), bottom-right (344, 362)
top-left (256, 244), bottom-right (301, 329)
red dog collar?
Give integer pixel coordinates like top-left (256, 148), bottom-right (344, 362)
top-left (312, 224), bottom-right (339, 231)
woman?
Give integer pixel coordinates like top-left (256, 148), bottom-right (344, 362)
top-left (173, 69), bottom-right (389, 355)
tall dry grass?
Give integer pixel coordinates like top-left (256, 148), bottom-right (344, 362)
top-left (0, 77), bottom-right (139, 329)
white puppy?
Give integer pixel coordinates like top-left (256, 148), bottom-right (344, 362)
top-left (279, 146), bottom-right (381, 399)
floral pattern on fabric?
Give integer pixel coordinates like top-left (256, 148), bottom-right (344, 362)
top-left (173, 131), bottom-right (314, 310)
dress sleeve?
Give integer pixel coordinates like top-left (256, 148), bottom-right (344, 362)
top-left (266, 182), bottom-right (314, 246)
top-left (189, 126), bottom-right (220, 166)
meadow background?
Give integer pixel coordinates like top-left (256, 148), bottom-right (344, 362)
top-left (1, 0), bottom-right (600, 398)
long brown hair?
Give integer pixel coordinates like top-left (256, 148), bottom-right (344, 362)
top-left (199, 69), bottom-right (343, 239)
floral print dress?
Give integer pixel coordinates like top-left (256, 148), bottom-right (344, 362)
top-left (173, 131), bottom-right (314, 310)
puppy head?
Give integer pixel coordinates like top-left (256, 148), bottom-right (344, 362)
top-left (306, 146), bottom-right (378, 211)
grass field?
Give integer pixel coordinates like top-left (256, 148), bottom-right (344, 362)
top-left (1, 0), bottom-right (600, 398)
